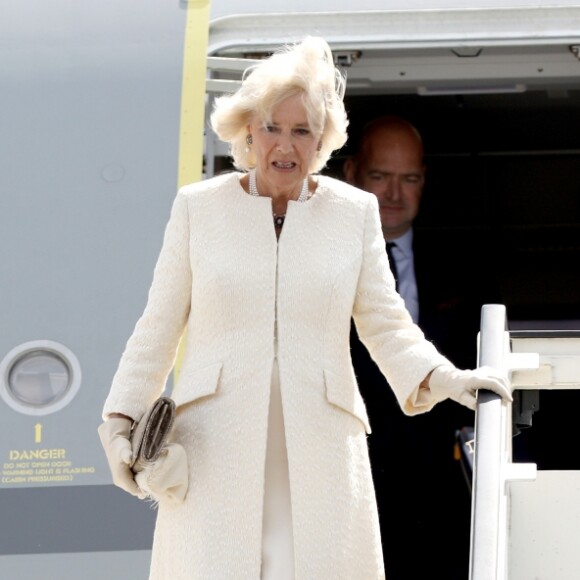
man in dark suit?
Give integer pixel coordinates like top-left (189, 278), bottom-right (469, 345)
top-left (344, 116), bottom-right (499, 579)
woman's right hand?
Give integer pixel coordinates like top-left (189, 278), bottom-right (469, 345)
top-left (98, 417), bottom-right (142, 497)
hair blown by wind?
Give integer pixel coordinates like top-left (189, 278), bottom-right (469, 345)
top-left (210, 36), bottom-right (349, 173)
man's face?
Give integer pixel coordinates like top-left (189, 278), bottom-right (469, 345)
top-left (345, 127), bottom-right (425, 239)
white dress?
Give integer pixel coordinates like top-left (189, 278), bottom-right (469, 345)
top-left (261, 350), bottom-right (295, 579)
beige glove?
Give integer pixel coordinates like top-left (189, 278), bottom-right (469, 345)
top-left (429, 364), bottom-right (512, 411)
top-left (134, 443), bottom-right (189, 504)
top-left (98, 417), bottom-right (142, 497)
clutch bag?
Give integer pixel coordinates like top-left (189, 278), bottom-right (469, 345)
top-left (130, 396), bottom-right (176, 470)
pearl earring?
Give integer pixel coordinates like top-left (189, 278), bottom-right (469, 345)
top-left (245, 134), bottom-right (253, 153)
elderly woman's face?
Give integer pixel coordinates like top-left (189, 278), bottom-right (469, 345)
top-left (248, 93), bottom-right (319, 195)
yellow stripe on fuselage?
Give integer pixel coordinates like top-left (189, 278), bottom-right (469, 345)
top-left (175, 0), bottom-right (211, 380)
top-left (178, 0), bottom-right (210, 188)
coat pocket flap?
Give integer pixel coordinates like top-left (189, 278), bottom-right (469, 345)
top-left (172, 362), bottom-right (223, 408)
top-left (324, 369), bottom-right (371, 434)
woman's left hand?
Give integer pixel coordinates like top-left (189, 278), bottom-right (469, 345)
top-left (428, 364), bottom-right (513, 410)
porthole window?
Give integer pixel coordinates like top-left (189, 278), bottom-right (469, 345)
top-left (0, 340), bottom-right (81, 415)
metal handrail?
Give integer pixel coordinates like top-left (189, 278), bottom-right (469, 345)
top-left (469, 304), bottom-right (512, 580)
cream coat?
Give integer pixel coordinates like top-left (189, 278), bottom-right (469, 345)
top-left (103, 172), bottom-right (450, 579)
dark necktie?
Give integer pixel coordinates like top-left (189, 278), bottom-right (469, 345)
top-left (386, 241), bottom-right (399, 291)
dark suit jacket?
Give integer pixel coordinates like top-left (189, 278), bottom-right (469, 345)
top-left (351, 228), bottom-right (500, 580)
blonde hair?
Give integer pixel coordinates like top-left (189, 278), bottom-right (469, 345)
top-left (210, 36), bottom-right (348, 174)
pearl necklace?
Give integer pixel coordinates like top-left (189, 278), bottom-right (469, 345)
top-left (248, 169), bottom-right (309, 228)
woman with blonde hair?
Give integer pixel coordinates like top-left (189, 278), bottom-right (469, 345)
top-left (98, 36), bottom-right (511, 579)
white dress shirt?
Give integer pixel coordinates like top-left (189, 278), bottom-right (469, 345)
top-left (389, 229), bottom-right (419, 323)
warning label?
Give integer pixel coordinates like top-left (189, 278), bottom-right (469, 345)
top-left (2, 449), bottom-right (96, 485)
